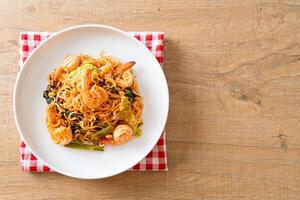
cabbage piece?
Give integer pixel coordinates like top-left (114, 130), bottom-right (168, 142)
top-left (101, 63), bottom-right (113, 74)
top-left (127, 112), bottom-right (139, 135)
top-left (115, 96), bottom-right (131, 120)
top-left (68, 63), bottom-right (97, 79)
top-left (114, 96), bottom-right (140, 135)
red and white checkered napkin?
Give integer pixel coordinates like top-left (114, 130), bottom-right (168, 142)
top-left (19, 31), bottom-right (167, 172)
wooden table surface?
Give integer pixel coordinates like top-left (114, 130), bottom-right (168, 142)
top-left (1, 0), bottom-right (300, 199)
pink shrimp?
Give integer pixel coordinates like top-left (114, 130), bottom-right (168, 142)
top-left (53, 55), bottom-right (80, 82)
top-left (116, 70), bottom-right (133, 88)
top-left (81, 69), bottom-right (108, 109)
top-left (51, 126), bottom-right (73, 145)
top-left (100, 124), bottom-right (133, 145)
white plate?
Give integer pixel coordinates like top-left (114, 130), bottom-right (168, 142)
top-left (13, 24), bottom-right (169, 179)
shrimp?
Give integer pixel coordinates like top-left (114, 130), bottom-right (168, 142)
top-left (81, 69), bottom-right (108, 109)
top-left (46, 106), bottom-right (60, 133)
top-left (133, 100), bottom-right (143, 118)
top-left (60, 55), bottom-right (80, 72)
top-left (51, 126), bottom-right (73, 145)
top-left (100, 124), bottom-right (133, 145)
top-left (53, 55), bottom-right (80, 82)
top-left (46, 106), bottom-right (58, 124)
top-left (131, 79), bottom-right (140, 93)
top-left (116, 70), bottom-right (133, 88)
top-left (45, 106), bottom-right (72, 145)
top-left (114, 61), bottom-right (135, 76)
top-left (113, 124), bottom-right (133, 144)
top-left (53, 67), bottom-right (65, 82)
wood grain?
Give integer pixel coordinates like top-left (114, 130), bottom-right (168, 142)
top-left (1, 0), bottom-right (300, 199)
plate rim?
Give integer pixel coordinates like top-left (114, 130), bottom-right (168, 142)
top-left (13, 24), bottom-right (169, 179)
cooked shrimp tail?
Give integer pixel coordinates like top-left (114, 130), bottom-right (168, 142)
top-left (115, 61), bottom-right (135, 75)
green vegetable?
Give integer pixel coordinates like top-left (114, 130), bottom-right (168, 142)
top-left (127, 113), bottom-right (138, 134)
top-left (93, 125), bottom-right (113, 137)
top-left (135, 127), bottom-right (142, 136)
top-left (43, 85), bottom-right (54, 104)
top-left (111, 87), bottom-right (119, 94)
top-left (124, 87), bottom-right (136, 101)
top-left (114, 96), bottom-right (131, 121)
top-left (120, 96), bottom-right (131, 112)
top-left (113, 96), bottom-right (141, 136)
top-left (68, 63), bottom-right (97, 79)
top-left (65, 143), bottom-right (104, 151)
top-left (137, 121), bottom-right (144, 127)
